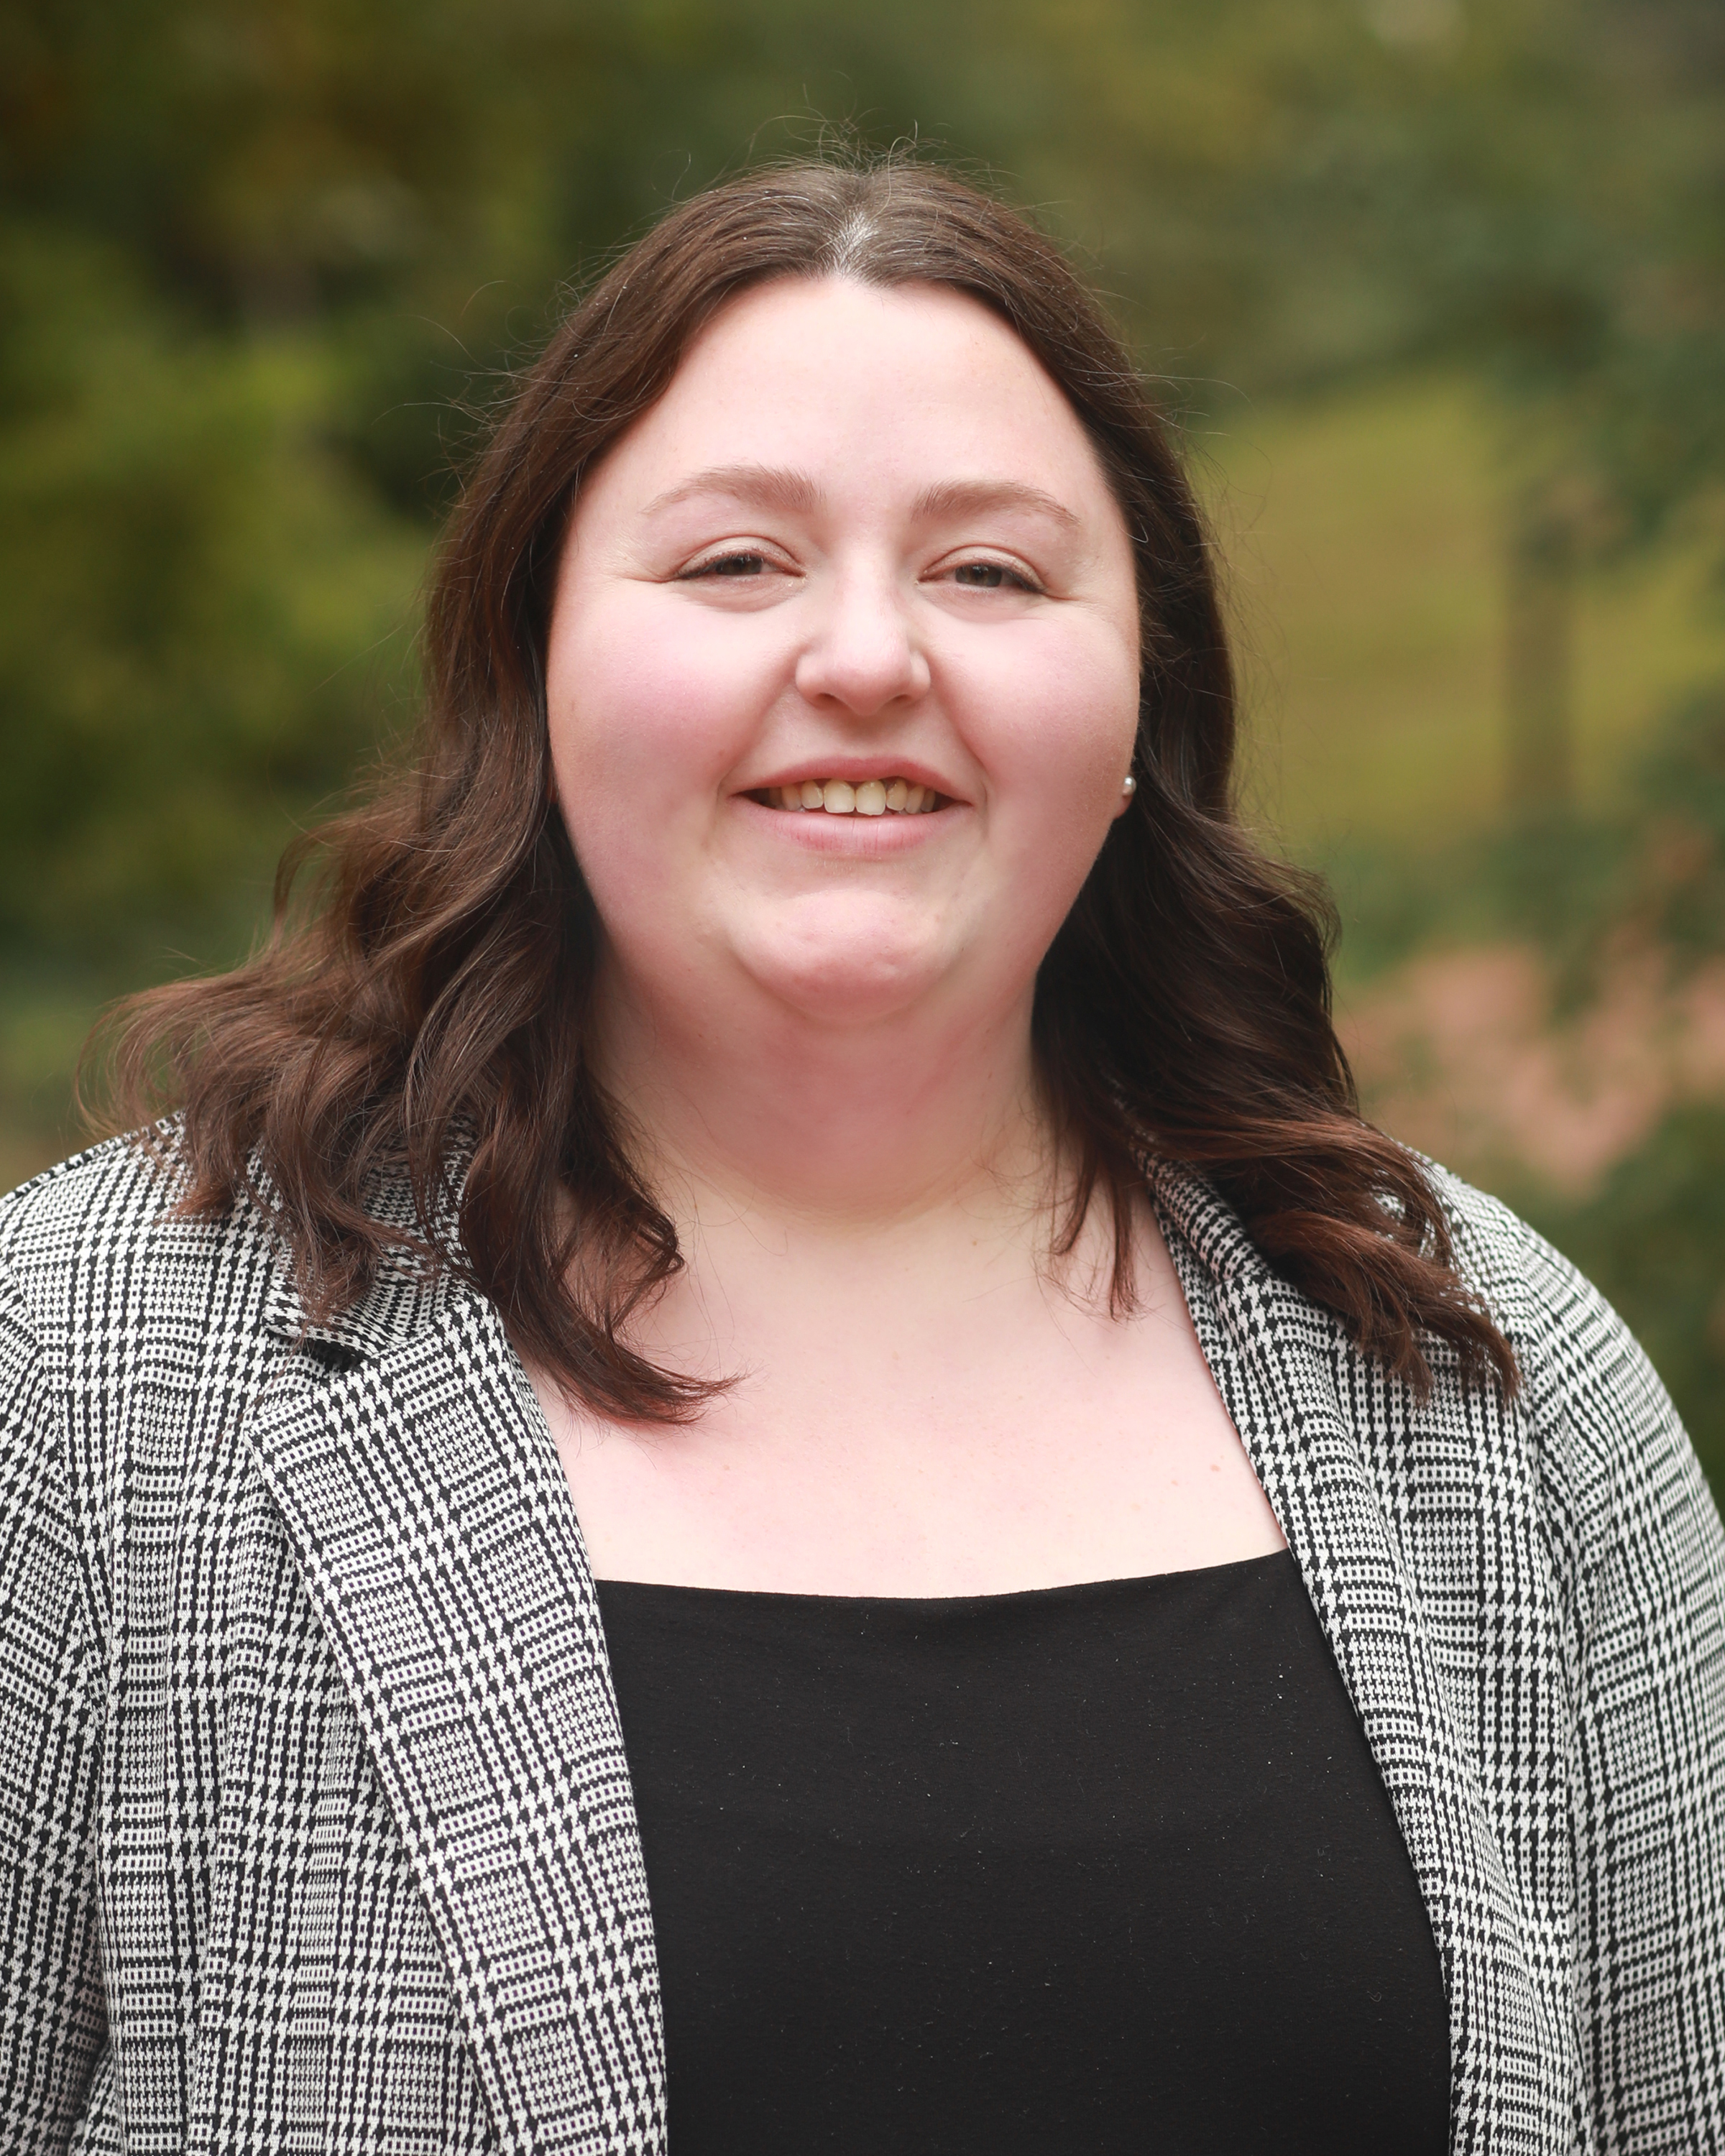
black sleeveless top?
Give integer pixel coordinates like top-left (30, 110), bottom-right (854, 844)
top-left (595, 1551), bottom-right (1450, 2154)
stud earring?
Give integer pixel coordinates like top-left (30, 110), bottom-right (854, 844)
top-left (1121, 773), bottom-right (1137, 798)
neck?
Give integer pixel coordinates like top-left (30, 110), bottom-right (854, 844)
top-left (590, 962), bottom-right (1053, 1240)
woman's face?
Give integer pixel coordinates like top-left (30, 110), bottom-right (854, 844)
top-left (545, 275), bottom-right (1141, 1039)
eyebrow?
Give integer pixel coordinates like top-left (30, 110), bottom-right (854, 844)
top-left (641, 465), bottom-right (827, 518)
top-left (640, 465), bottom-right (1083, 534)
top-left (909, 479), bottom-right (1083, 533)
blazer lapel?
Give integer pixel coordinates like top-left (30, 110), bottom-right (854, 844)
top-left (1150, 1164), bottom-right (1553, 2152)
top-left (244, 1277), bottom-right (666, 2156)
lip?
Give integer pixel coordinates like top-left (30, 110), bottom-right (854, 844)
top-left (737, 756), bottom-right (965, 804)
top-left (733, 792), bottom-right (964, 851)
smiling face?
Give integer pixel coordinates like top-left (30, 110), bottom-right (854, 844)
top-left (545, 274), bottom-right (1141, 1046)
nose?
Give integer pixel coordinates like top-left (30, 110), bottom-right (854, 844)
top-left (794, 561), bottom-right (931, 718)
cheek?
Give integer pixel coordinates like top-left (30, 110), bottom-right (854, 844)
top-left (965, 629), bottom-right (1139, 971)
top-left (547, 590), bottom-right (772, 798)
top-left (544, 589), bottom-right (783, 911)
top-left (964, 622), bottom-right (1140, 852)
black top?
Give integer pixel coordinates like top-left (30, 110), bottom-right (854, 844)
top-left (595, 1551), bottom-right (1450, 2155)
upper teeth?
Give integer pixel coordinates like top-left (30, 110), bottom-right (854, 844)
top-left (773, 778), bottom-right (940, 815)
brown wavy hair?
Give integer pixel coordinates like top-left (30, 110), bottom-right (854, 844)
top-left (93, 154), bottom-right (1517, 1414)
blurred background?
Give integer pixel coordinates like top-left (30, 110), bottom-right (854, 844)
top-left (2, 0), bottom-right (1722, 1483)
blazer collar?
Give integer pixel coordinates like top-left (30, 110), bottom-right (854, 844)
top-left (1149, 1161), bottom-right (1552, 2144)
top-left (244, 1274), bottom-right (666, 2156)
top-left (249, 1158), bottom-right (464, 1361)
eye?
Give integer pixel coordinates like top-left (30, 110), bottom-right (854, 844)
top-left (945, 559), bottom-right (1040, 594)
top-left (681, 549), bottom-right (770, 579)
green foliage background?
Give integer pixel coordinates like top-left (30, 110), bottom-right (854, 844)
top-left (2, 0), bottom-right (1723, 1475)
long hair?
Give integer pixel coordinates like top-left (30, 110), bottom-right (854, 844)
top-left (93, 155), bottom-right (1517, 1414)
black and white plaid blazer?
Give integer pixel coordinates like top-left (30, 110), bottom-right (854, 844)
top-left (3, 1127), bottom-right (1724, 2154)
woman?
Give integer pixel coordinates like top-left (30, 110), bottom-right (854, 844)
top-left (3, 157), bottom-right (1721, 2156)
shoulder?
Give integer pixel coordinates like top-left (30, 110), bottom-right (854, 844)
top-left (1159, 1148), bottom-right (1721, 1603)
top-left (1, 1131), bottom-right (170, 1342)
top-left (1425, 1158), bottom-right (1690, 1466)
top-left (1425, 1158), bottom-right (1637, 1373)
top-left (1, 1124), bottom-right (185, 1262)
top-left (1, 1129), bottom-right (312, 1661)
top-left (0, 1134), bottom-right (193, 1663)
top-left (1421, 1158), bottom-right (1722, 1602)
top-left (1, 1126), bottom-right (463, 1419)
top-left (1, 1124), bottom-right (196, 1321)
top-left (0, 1123), bottom-right (295, 1381)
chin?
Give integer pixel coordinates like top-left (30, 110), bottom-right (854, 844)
top-left (729, 898), bottom-right (952, 1012)
top-left (742, 941), bottom-right (949, 1028)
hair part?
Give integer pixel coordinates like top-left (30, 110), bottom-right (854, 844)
top-left (90, 151), bottom-right (1518, 1414)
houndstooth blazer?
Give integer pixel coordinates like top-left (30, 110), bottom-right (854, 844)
top-left (2, 1128), bottom-right (1724, 2155)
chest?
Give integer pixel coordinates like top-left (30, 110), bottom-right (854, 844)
top-left (543, 1280), bottom-right (1286, 1595)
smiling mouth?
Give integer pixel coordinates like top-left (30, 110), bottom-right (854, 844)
top-left (754, 778), bottom-right (946, 816)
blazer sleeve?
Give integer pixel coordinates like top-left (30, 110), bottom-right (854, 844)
top-left (0, 1250), bottom-right (107, 2150)
top-left (1514, 1222), bottom-right (1725, 2151)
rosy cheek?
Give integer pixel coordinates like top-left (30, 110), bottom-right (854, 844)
top-left (551, 597), bottom-right (774, 803)
top-left (960, 636), bottom-right (1136, 806)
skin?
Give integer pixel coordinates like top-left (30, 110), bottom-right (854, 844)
top-left (531, 273), bottom-right (1284, 1595)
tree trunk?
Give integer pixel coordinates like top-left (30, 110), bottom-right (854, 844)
top-left (1504, 483), bottom-right (1577, 812)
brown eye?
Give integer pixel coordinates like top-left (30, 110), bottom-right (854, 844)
top-left (950, 560), bottom-right (1038, 592)
top-left (686, 550), bottom-right (768, 579)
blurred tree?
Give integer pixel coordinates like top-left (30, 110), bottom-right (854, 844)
top-left (1318, 0), bottom-right (1725, 804)
top-left (1003, 0), bottom-right (1725, 804)
top-left (0, 221), bottom-right (422, 974)
top-left (1504, 480), bottom-right (1581, 807)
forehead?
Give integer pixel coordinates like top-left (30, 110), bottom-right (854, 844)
top-left (591, 274), bottom-right (1116, 511)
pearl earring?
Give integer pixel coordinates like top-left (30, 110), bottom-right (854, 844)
top-left (1121, 773), bottom-right (1136, 798)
